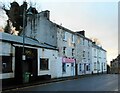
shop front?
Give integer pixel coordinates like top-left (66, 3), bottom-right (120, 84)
top-left (62, 57), bottom-right (75, 77)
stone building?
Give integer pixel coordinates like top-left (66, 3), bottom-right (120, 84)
top-left (110, 55), bottom-right (120, 74)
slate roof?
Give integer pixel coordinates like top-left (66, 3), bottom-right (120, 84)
top-left (0, 32), bottom-right (57, 50)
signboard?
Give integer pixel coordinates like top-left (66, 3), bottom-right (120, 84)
top-left (62, 57), bottom-right (75, 63)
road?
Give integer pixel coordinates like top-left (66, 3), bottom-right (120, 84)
top-left (3, 74), bottom-right (119, 92)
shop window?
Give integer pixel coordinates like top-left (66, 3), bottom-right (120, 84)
top-left (71, 63), bottom-right (74, 67)
top-left (62, 63), bottom-right (66, 72)
top-left (40, 58), bottom-right (49, 70)
top-left (1, 56), bottom-right (13, 73)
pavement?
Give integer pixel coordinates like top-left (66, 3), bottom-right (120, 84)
top-left (2, 74), bottom-right (101, 92)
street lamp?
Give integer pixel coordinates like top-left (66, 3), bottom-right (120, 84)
top-left (22, 5), bottom-right (33, 83)
top-left (22, 7), bottom-right (33, 61)
top-left (22, 7), bottom-right (26, 61)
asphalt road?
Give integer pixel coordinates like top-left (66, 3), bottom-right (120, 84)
top-left (4, 74), bottom-right (119, 92)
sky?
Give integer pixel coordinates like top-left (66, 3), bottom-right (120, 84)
top-left (0, 0), bottom-right (118, 65)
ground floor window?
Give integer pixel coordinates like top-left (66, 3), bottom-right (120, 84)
top-left (1, 56), bottom-right (13, 73)
top-left (40, 58), bottom-right (49, 70)
top-left (86, 64), bottom-right (90, 71)
top-left (94, 62), bottom-right (97, 71)
top-left (62, 63), bottom-right (66, 72)
top-left (86, 65), bottom-right (89, 71)
top-left (79, 64), bottom-right (81, 71)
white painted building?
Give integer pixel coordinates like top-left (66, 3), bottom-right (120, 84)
top-left (25, 10), bottom-right (76, 77)
top-left (56, 26), bottom-right (76, 77)
top-left (23, 9), bottom-right (107, 76)
top-left (92, 42), bottom-right (107, 74)
top-left (74, 32), bottom-right (92, 75)
top-left (0, 32), bottom-right (61, 85)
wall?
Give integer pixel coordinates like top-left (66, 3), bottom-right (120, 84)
top-left (25, 11), bottom-right (57, 47)
top-left (0, 42), bottom-right (15, 79)
top-left (38, 48), bottom-right (62, 78)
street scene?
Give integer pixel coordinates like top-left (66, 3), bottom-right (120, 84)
top-left (0, 0), bottom-right (118, 92)
top-left (3, 74), bottom-right (118, 92)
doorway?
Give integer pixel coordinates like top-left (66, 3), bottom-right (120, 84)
top-left (15, 46), bottom-right (37, 84)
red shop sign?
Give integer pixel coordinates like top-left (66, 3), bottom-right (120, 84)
top-left (62, 57), bottom-right (75, 63)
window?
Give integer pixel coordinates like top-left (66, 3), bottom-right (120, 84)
top-left (63, 32), bottom-right (66, 40)
top-left (63, 47), bottom-right (66, 55)
top-left (104, 63), bottom-right (106, 70)
top-left (88, 41), bottom-right (90, 47)
top-left (89, 64), bottom-right (90, 71)
top-left (94, 62), bottom-right (97, 71)
top-left (83, 51), bottom-right (85, 57)
top-left (71, 63), bottom-right (74, 67)
top-left (72, 48), bottom-right (74, 56)
top-left (86, 65), bottom-right (89, 71)
top-left (40, 58), bottom-right (49, 70)
top-left (71, 34), bottom-right (75, 43)
top-left (83, 39), bottom-right (84, 45)
top-left (1, 56), bottom-right (13, 73)
top-left (62, 63), bottom-right (66, 72)
top-left (88, 52), bottom-right (89, 58)
top-left (79, 64), bottom-right (81, 71)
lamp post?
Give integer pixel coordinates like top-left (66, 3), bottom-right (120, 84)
top-left (22, 7), bottom-right (26, 61)
top-left (22, 5), bottom-right (33, 83)
top-left (22, 6), bottom-right (33, 61)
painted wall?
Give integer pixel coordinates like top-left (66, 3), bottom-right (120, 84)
top-left (25, 11), bottom-right (57, 47)
top-left (38, 48), bottom-right (62, 78)
top-left (0, 42), bottom-right (15, 79)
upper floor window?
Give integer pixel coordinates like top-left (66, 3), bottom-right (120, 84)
top-left (72, 48), bottom-right (74, 56)
top-left (83, 39), bottom-right (84, 45)
top-left (63, 32), bottom-right (67, 41)
top-left (71, 34), bottom-right (75, 43)
top-left (63, 47), bottom-right (66, 55)
top-left (83, 51), bottom-right (85, 57)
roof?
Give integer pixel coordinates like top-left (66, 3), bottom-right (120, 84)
top-left (92, 42), bottom-right (107, 52)
top-left (50, 19), bottom-right (92, 42)
top-left (0, 32), bottom-right (57, 50)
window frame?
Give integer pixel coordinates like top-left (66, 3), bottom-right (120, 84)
top-left (1, 55), bottom-right (13, 73)
top-left (40, 58), bottom-right (49, 70)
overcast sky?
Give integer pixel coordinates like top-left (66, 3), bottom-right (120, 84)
top-left (0, 0), bottom-right (118, 65)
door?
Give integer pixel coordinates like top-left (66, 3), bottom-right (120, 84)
top-left (15, 46), bottom-right (37, 84)
top-left (71, 63), bottom-right (74, 76)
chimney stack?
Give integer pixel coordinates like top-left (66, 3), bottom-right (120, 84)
top-left (44, 10), bottom-right (50, 20)
top-left (76, 30), bottom-right (85, 36)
